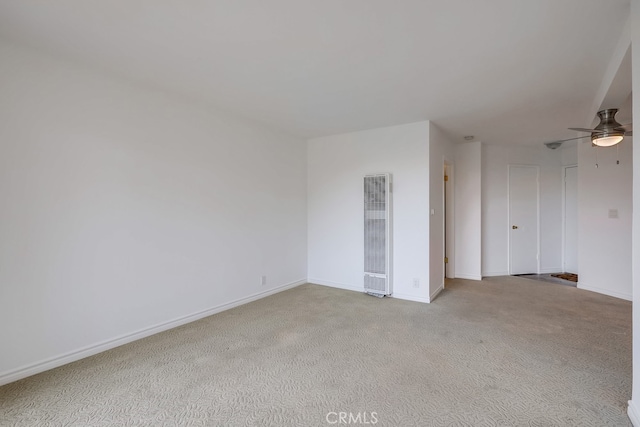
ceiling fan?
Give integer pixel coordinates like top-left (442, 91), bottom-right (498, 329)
top-left (544, 108), bottom-right (633, 149)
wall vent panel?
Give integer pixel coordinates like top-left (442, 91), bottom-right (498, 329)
top-left (364, 174), bottom-right (392, 296)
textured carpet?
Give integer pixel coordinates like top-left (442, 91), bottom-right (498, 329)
top-left (0, 276), bottom-right (631, 426)
top-left (516, 273), bottom-right (578, 288)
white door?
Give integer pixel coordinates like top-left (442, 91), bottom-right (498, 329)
top-left (564, 166), bottom-right (578, 274)
top-left (509, 165), bottom-right (539, 274)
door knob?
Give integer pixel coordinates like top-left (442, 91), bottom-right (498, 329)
top-left (512, 225), bottom-right (518, 229)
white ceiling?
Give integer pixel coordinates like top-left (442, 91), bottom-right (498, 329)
top-left (0, 1), bottom-right (631, 145)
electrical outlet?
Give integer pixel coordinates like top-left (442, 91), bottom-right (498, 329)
top-left (261, 275), bottom-right (267, 286)
top-left (413, 278), bottom-right (420, 288)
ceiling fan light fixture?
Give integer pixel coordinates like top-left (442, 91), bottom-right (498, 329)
top-left (562, 108), bottom-right (631, 147)
top-left (591, 109), bottom-right (625, 147)
top-left (591, 133), bottom-right (624, 147)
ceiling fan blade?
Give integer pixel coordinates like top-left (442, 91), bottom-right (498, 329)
top-left (567, 124), bottom-right (631, 134)
top-left (568, 127), bottom-right (600, 133)
top-left (546, 135), bottom-right (591, 144)
top-left (563, 111), bottom-right (631, 141)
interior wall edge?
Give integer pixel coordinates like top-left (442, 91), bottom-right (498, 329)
top-left (0, 278), bottom-right (306, 386)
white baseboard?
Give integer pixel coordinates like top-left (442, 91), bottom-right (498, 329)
top-left (540, 267), bottom-right (562, 274)
top-left (482, 271), bottom-right (509, 277)
top-left (429, 283), bottom-right (444, 301)
top-left (392, 292), bottom-right (430, 304)
top-left (577, 283), bottom-right (632, 301)
top-left (629, 400), bottom-right (640, 426)
top-left (0, 279), bottom-right (306, 386)
top-left (308, 278), bottom-right (430, 304)
top-left (307, 278), bottom-right (363, 293)
top-left (455, 273), bottom-right (482, 281)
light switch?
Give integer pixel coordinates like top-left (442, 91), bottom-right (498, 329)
top-left (430, 209), bottom-right (435, 215)
top-left (608, 209), bottom-right (619, 219)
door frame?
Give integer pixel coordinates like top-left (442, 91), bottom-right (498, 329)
top-left (507, 164), bottom-right (540, 275)
top-left (562, 164), bottom-right (578, 274)
top-left (443, 159), bottom-right (455, 281)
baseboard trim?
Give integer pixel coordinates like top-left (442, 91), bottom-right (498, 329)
top-left (482, 271), bottom-right (509, 277)
top-left (577, 283), bottom-right (632, 301)
top-left (629, 400), bottom-right (640, 426)
top-left (392, 292), bottom-right (430, 304)
top-left (308, 278), bottom-right (430, 304)
top-left (0, 279), bottom-right (306, 386)
top-left (455, 273), bottom-right (482, 281)
top-left (307, 278), bottom-right (363, 293)
top-left (429, 283), bottom-right (444, 301)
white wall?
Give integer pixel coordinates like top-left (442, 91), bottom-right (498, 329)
top-left (307, 122), bottom-right (430, 302)
top-left (630, 2), bottom-right (640, 423)
top-left (481, 144), bottom-right (563, 276)
top-left (0, 41), bottom-right (308, 384)
top-left (428, 123), bottom-right (457, 298)
top-left (561, 142), bottom-right (578, 166)
top-left (577, 139), bottom-right (632, 300)
top-left (455, 141), bottom-right (482, 280)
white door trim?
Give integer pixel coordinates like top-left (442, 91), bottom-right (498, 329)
top-left (507, 164), bottom-right (540, 275)
top-left (443, 158), bottom-right (455, 280)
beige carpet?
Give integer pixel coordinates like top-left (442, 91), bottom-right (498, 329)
top-left (0, 276), bottom-right (631, 426)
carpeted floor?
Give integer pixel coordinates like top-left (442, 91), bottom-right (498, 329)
top-left (516, 273), bottom-right (578, 287)
top-left (0, 276), bottom-right (632, 426)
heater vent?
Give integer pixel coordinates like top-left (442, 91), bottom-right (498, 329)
top-left (364, 174), bottom-right (392, 296)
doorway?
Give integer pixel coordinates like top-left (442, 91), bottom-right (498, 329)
top-left (508, 165), bottom-right (540, 275)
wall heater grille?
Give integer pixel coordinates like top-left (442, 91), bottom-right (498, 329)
top-left (364, 174), bottom-right (392, 296)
